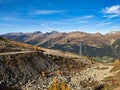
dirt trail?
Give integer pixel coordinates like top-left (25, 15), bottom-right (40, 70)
top-left (113, 87), bottom-right (120, 90)
top-left (0, 51), bottom-right (38, 55)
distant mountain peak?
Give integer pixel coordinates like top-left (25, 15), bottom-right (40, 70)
top-left (46, 31), bottom-right (59, 35)
top-left (8, 32), bottom-right (23, 35)
top-left (107, 31), bottom-right (120, 34)
top-left (32, 31), bottom-right (42, 35)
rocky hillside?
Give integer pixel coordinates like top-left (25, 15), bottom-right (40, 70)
top-left (0, 37), bottom-right (93, 90)
top-left (0, 52), bottom-right (57, 87)
top-left (0, 36), bottom-right (43, 53)
top-left (1, 31), bottom-right (120, 57)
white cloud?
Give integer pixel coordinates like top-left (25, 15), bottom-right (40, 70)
top-left (103, 5), bottom-right (120, 14)
top-left (103, 14), bottom-right (119, 19)
top-left (63, 15), bottom-right (94, 23)
top-left (44, 15), bottom-right (94, 26)
top-left (97, 21), bottom-right (112, 26)
top-left (32, 10), bottom-right (65, 15)
top-left (102, 5), bottom-right (120, 18)
top-left (81, 15), bottom-right (94, 19)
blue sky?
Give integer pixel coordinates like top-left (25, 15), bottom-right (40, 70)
top-left (0, 0), bottom-right (120, 34)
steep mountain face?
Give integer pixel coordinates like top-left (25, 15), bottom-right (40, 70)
top-left (106, 31), bottom-right (120, 44)
top-left (1, 31), bottom-right (120, 57)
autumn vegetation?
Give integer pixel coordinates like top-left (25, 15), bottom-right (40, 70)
top-left (48, 78), bottom-right (71, 90)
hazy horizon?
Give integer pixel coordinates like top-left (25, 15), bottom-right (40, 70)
top-left (1, 30), bottom-right (120, 35)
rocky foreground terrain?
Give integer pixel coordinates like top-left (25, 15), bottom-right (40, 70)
top-left (0, 37), bottom-right (120, 90)
top-left (20, 63), bottom-right (120, 90)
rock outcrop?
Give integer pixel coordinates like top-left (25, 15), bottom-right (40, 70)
top-left (0, 52), bottom-right (57, 87)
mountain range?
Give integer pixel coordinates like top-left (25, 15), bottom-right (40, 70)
top-left (1, 31), bottom-right (120, 57)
